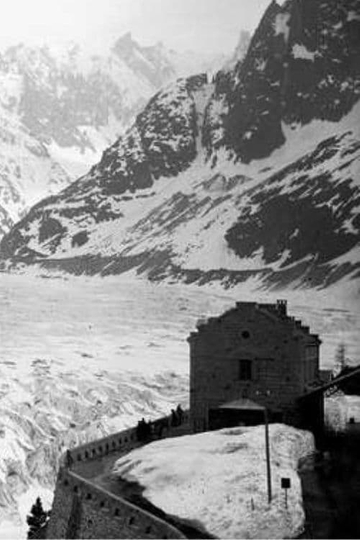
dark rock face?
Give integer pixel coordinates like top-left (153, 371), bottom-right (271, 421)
top-left (225, 131), bottom-right (360, 286)
top-left (77, 76), bottom-right (200, 195)
top-left (203, 0), bottom-right (360, 163)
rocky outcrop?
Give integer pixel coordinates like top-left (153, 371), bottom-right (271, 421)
top-left (203, 0), bottom-right (360, 163)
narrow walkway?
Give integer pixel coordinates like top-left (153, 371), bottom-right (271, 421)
top-left (299, 458), bottom-right (335, 538)
top-left (73, 422), bottom-right (190, 482)
top-left (70, 422), bottom-right (196, 536)
top-left (73, 441), bottom-right (143, 480)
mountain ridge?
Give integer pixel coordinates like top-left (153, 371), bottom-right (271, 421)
top-left (0, 35), bottom-right (223, 238)
top-left (1, 0), bottom-right (359, 293)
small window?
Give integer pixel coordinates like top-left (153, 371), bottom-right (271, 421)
top-left (239, 360), bottom-right (252, 381)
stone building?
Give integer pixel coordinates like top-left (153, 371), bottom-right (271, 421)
top-left (188, 300), bottom-right (321, 433)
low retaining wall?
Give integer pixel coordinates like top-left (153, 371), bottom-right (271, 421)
top-left (47, 413), bottom-right (189, 539)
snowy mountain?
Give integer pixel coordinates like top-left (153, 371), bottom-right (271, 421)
top-left (0, 37), bottom-right (178, 177)
top-left (1, 0), bottom-right (360, 292)
top-left (0, 35), bottom-right (222, 239)
top-left (0, 105), bottom-right (70, 238)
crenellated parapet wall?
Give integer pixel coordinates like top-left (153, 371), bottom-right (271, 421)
top-left (63, 425), bottom-right (139, 467)
top-left (47, 413), bottom-right (189, 539)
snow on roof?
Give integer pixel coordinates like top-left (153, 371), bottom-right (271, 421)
top-left (113, 424), bottom-right (315, 539)
top-left (219, 398), bottom-right (265, 411)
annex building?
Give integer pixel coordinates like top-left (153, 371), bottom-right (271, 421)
top-left (188, 300), bottom-right (322, 433)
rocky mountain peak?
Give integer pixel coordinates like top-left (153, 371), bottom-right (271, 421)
top-left (112, 32), bottom-right (137, 57)
top-left (111, 32), bottom-right (176, 88)
top-left (203, 0), bottom-right (360, 163)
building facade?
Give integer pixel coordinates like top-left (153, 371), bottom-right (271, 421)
top-left (188, 300), bottom-right (321, 432)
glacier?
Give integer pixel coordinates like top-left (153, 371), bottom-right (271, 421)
top-left (0, 272), bottom-right (359, 536)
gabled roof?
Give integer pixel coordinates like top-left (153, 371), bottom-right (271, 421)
top-left (191, 300), bottom-right (320, 343)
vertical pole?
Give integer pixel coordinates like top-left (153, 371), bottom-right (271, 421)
top-left (264, 408), bottom-right (272, 504)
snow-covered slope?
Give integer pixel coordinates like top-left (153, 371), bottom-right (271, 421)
top-left (1, 0), bottom-right (359, 293)
top-left (0, 106), bottom-right (70, 237)
top-left (113, 424), bottom-right (315, 539)
top-left (0, 36), bottom-right (223, 239)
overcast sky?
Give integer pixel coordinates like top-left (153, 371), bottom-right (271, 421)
top-left (1, 0), bottom-right (272, 55)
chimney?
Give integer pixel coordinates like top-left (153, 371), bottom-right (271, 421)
top-left (276, 299), bottom-right (287, 316)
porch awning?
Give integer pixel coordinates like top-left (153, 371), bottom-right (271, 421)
top-left (218, 399), bottom-right (265, 411)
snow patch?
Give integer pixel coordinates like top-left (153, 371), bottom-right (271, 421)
top-left (274, 13), bottom-right (291, 42)
top-left (292, 44), bottom-right (318, 62)
top-left (347, 11), bottom-right (360, 22)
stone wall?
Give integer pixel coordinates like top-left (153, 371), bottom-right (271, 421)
top-left (47, 469), bottom-right (184, 539)
top-left (47, 415), bottom-right (187, 539)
